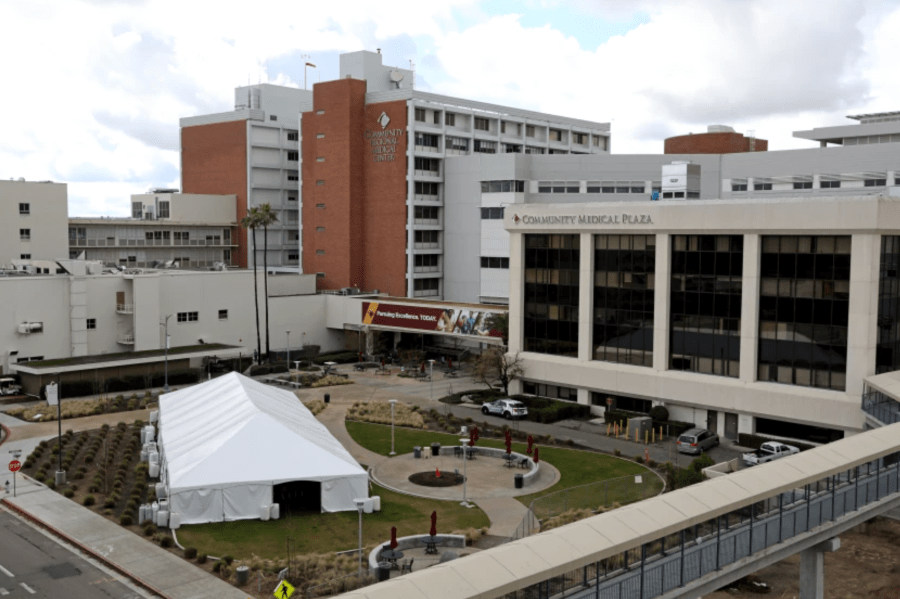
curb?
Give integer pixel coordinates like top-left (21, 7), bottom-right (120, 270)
top-left (0, 421), bottom-right (10, 448)
top-left (0, 496), bottom-right (170, 599)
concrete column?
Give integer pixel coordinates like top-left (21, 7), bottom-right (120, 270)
top-left (739, 235), bottom-right (761, 382)
top-left (406, 100), bottom-right (417, 297)
top-left (799, 537), bottom-right (840, 599)
top-left (652, 233), bottom-right (671, 372)
top-left (507, 232), bottom-right (525, 354)
top-left (846, 234), bottom-right (880, 397)
top-left (578, 233), bottom-right (594, 362)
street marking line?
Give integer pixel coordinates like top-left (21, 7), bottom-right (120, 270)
top-left (0, 565), bottom-right (12, 578)
top-left (20, 582), bottom-right (35, 594)
top-left (0, 587), bottom-right (9, 596)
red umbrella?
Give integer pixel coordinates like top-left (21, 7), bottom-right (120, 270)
top-left (421, 362), bottom-right (426, 373)
top-left (468, 438), bottom-right (474, 447)
top-left (473, 426), bottom-right (480, 442)
top-left (533, 447), bottom-right (540, 464)
top-left (448, 358), bottom-right (453, 369)
top-left (527, 435), bottom-right (533, 455)
top-left (505, 429), bottom-right (511, 443)
top-left (430, 511), bottom-right (437, 537)
top-left (505, 437), bottom-right (512, 454)
top-left (390, 526), bottom-right (398, 549)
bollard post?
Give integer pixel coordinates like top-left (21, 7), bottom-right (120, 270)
top-left (635, 429), bottom-right (639, 443)
top-left (652, 428), bottom-right (655, 444)
top-left (645, 430), bottom-right (649, 445)
top-left (607, 423), bottom-right (610, 436)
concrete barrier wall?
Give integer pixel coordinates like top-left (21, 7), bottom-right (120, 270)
top-left (434, 445), bottom-right (540, 486)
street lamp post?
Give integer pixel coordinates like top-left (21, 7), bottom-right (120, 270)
top-left (161, 315), bottom-right (172, 392)
top-left (353, 498), bottom-right (367, 576)
top-left (286, 330), bottom-right (291, 371)
top-left (459, 438), bottom-right (468, 506)
top-left (54, 372), bottom-right (64, 486)
top-left (428, 359), bottom-right (435, 401)
top-left (389, 399), bottom-right (397, 456)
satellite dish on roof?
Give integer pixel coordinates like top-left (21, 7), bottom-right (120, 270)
top-left (390, 70), bottom-right (404, 82)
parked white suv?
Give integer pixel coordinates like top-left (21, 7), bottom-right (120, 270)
top-left (481, 399), bottom-right (528, 420)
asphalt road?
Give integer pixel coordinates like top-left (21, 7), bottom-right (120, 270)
top-left (0, 509), bottom-right (150, 598)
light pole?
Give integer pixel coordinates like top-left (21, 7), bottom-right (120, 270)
top-left (389, 399), bottom-right (397, 456)
top-left (459, 438), bottom-right (468, 506)
top-left (353, 498), bottom-right (367, 576)
top-left (54, 372), bottom-right (64, 485)
top-left (286, 330), bottom-right (290, 371)
top-left (428, 359), bottom-right (435, 401)
top-left (161, 315), bottom-right (172, 392)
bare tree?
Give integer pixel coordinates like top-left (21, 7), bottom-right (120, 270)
top-left (473, 348), bottom-right (524, 396)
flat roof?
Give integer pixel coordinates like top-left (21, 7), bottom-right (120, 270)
top-left (847, 111), bottom-right (900, 120)
top-left (14, 344), bottom-right (242, 373)
top-left (367, 296), bottom-right (507, 312)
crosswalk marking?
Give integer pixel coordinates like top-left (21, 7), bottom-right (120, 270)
top-left (20, 582), bottom-right (35, 594)
top-left (0, 565), bottom-right (12, 578)
top-left (0, 587), bottom-right (9, 595)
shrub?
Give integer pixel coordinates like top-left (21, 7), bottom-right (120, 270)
top-left (222, 555), bottom-right (234, 565)
top-left (119, 514), bottom-right (133, 526)
top-left (196, 553), bottom-right (208, 564)
top-left (83, 495), bottom-right (95, 506)
top-left (634, 455), bottom-right (644, 464)
top-left (648, 459), bottom-right (658, 468)
top-left (88, 484), bottom-right (100, 493)
top-left (690, 453), bottom-right (715, 472)
top-left (103, 497), bottom-right (117, 509)
top-left (46, 480), bottom-right (56, 490)
top-left (103, 508), bottom-right (114, 516)
top-left (212, 561), bottom-right (223, 573)
top-left (613, 449), bottom-right (621, 457)
top-left (63, 488), bottom-right (75, 498)
top-left (184, 547), bottom-right (198, 560)
top-left (649, 405), bottom-right (670, 422)
top-left (143, 523), bottom-right (157, 536)
top-left (159, 536), bottom-right (173, 548)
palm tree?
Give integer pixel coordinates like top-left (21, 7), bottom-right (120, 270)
top-left (240, 207), bottom-right (262, 363)
top-left (255, 203), bottom-right (279, 360)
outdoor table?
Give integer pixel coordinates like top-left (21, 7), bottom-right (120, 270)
top-left (503, 453), bottom-right (516, 468)
top-left (381, 549), bottom-right (405, 569)
top-left (424, 536), bottom-right (439, 555)
top-left (293, 361), bottom-right (302, 371)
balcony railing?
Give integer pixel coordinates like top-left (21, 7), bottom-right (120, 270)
top-left (116, 304), bottom-right (134, 314)
top-left (117, 334), bottom-right (135, 345)
top-left (862, 389), bottom-right (900, 425)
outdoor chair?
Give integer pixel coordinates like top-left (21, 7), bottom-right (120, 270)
top-left (519, 458), bottom-right (529, 469)
top-left (400, 558), bottom-right (414, 573)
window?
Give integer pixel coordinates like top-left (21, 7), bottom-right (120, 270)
top-left (759, 235), bottom-right (851, 390)
top-left (69, 227), bottom-right (86, 243)
top-left (269, 115), bottom-right (277, 121)
top-left (287, 194), bottom-right (297, 202)
top-left (316, 157), bottom-right (324, 162)
top-left (670, 235), bottom-right (743, 378)
top-left (19, 229), bottom-right (30, 240)
top-left (415, 181), bottom-right (440, 196)
top-left (525, 146), bottom-right (544, 154)
top-left (474, 140), bottom-right (496, 154)
top-left (525, 125), bottom-right (535, 138)
top-left (474, 117), bottom-right (489, 131)
top-left (523, 381), bottom-right (577, 401)
top-left (287, 131), bottom-right (299, 141)
top-left (415, 254), bottom-right (439, 268)
top-left (433, 111), bottom-right (441, 125)
top-left (316, 203), bottom-right (325, 209)
top-left (19, 203), bottom-right (29, 215)
top-left (793, 180), bottom-right (812, 189)
top-left (316, 110), bottom-right (324, 115)
top-left (288, 253), bottom-right (299, 261)
top-left (415, 108), bottom-right (426, 122)
top-left (287, 151), bottom-right (298, 161)
top-left (594, 235), bottom-right (656, 367)
top-left (480, 207), bottom-right (505, 219)
top-left (132, 202), bottom-right (142, 218)
top-left (414, 278), bottom-right (439, 295)
top-left (445, 137), bottom-right (468, 152)
top-left (731, 184), bottom-right (748, 192)
top-left (218, 310), bottom-right (228, 320)
top-left (316, 272), bottom-right (325, 278)
top-left (820, 180), bottom-right (840, 188)
top-left (316, 180), bottom-right (325, 186)
top-left (865, 178), bottom-right (887, 187)
top-left (174, 231), bottom-right (190, 241)
top-left (480, 180), bottom-right (525, 193)
top-left (86, 318), bottom-right (96, 330)
top-left (316, 133), bottom-right (325, 139)
top-left (480, 257), bottom-right (510, 269)
top-left (445, 112), bottom-right (455, 126)
top-left (414, 133), bottom-right (439, 148)
top-left (287, 172), bottom-right (299, 181)
top-left (414, 230), bottom-right (439, 246)
top-left (158, 201), bottom-right (170, 218)
top-left (414, 157), bottom-right (440, 173)
top-left (316, 226), bottom-right (325, 232)
top-left (414, 206), bottom-right (439, 221)
top-left (573, 133), bottom-right (586, 145)
top-left (524, 234), bottom-right (580, 357)
top-left (20, 254), bottom-right (31, 259)
top-left (549, 129), bottom-right (562, 142)
top-left (754, 183), bottom-right (772, 190)
top-left (316, 249), bottom-right (325, 255)
top-left (502, 143), bottom-right (521, 153)
top-left (177, 311), bottom-right (199, 323)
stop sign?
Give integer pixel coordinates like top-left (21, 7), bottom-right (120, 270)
top-left (8, 460), bottom-right (21, 472)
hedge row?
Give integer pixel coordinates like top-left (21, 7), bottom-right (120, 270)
top-left (39, 369), bottom-right (200, 400)
top-left (513, 395), bottom-right (592, 423)
top-left (313, 351), bottom-right (360, 364)
top-left (603, 410), bottom-right (695, 437)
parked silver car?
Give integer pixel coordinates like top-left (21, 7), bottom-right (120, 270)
top-left (676, 427), bottom-right (719, 455)
top-left (481, 399), bottom-right (528, 420)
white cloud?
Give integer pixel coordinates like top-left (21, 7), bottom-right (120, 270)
top-left (0, 0), bottom-right (898, 216)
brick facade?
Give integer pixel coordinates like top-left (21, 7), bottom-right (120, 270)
top-left (181, 120), bottom-right (249, 268)
top-left (664, 132), bottom-right (768, 154)
top-left (302, 80), bottom-right (408, 296)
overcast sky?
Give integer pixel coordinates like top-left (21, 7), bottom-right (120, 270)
top-left (3, 0), bottom-right (899, 216)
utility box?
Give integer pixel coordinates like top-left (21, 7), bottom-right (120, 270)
top-left (627, 417), bottom-right (653, 441)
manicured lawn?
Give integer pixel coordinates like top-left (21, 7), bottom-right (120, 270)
top-left (345, 421), bottom-right (662, 506)
top-left (175, 483), bottom-right (489, 559)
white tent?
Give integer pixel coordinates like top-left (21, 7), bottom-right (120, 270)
top-left (157, 372), bottom-right (368, 524)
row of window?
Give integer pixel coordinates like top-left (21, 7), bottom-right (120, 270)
top-left (536, 181), bottom-right (649, 194)
top-left (480, 257), bottom-right (510, 269)
top-left (731, 177), bottom-right (894, 192)
top-left (480, 207), bottom-right (505, 219)
top-left (480, 180), bottom-right (526, 193)
top-left (414, 109), bottom-right (601, 146)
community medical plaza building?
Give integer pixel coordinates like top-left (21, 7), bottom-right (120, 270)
top-left (504, 192), bottom-right (900, 441)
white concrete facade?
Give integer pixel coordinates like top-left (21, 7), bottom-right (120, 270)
top-left (504, 195), bottom-right (900, 439)
top-left (0, 180), bottom-right (68, 265)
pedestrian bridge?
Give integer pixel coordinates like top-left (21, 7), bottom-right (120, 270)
top-left (336, 420), bottom-right (900, 599)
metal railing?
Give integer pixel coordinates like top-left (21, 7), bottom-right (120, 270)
top-left (504, 453), bottom-right (900, 599)
top-left (863, 389), bottom-right (900, 425)
top-left (116, 303), bottom-right (134, 314)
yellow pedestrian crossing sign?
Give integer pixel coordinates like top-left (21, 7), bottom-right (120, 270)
top-left (274, 580), bottom-right (295, 598)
